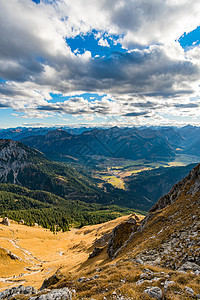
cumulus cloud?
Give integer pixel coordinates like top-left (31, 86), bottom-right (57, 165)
top-left (0, 0), bottom-right (200, 125)
top-left (98, 38), bottom-right (110, 47)
top-left (55, 0), bottom-right (200, 47)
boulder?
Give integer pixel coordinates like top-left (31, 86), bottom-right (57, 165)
top-left (40, 270), bottom-right (64, 290)
top-left (77, 277), bottom-right (86, 283)
top-left (184, 286), bottom-right (194, 296)
top-left (164, 280), bottom-right (174, 292)
top-left (1, 217), bottom-right (10, 226)
top-left (144, 287), bottom-right (163, 299)
top-left (178, 262), bottom-right (200, 272)
top-left (89, 247), bottom-right (103, 259)
top-left (30, 287), bottom-right (72, 300)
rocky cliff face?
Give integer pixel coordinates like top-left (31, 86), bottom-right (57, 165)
top-left (132, 163), bottom-right (200, 271)
top-left (0, 139), bottom-right (40, 185)
top-left (107, 215), bottom-right (140, 258)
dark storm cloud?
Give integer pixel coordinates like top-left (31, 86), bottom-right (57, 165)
top-left (174, 103), bottom-right (199, 108)
top-left (123, 111), bottom-right (149, 117)
top-left (0, 103), bottom-right (10, 108)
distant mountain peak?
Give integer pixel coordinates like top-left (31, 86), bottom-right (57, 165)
top-left (46, 129), bottom-right (71, 138)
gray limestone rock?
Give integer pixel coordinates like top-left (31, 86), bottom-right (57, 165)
top-left (144, 287), bottom-right (163, 299)
top-left (184, 286), bottom-right (194, 296)
top-left (2, 217), bottom-right (10, 226)
top-left (30, 287), bottom-right (72, 300)
top-left (178, 262), bottom-right (200, 272)
top-left (0, 285), bottom-right (38, 299)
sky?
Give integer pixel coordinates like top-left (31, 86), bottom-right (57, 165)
top-left (0, 0), bottom-right (200, 128)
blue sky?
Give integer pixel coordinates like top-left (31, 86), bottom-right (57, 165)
top-left (0, 0), bottom-right (200, 128)
top-left (179, 26), bottom-right (200, 49)
top-left (66, 30), bottom-right (126, 58)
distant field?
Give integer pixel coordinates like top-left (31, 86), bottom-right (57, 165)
top-left (101, 175), bottom-right (125, 189)
top-left (92, 154), bottom-right (200, 190)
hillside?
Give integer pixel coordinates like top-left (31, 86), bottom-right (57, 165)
top-left (126, 163), bottom-right (196, 208)
top-left (0, 215), bottom-right (143, 293)
top-left (0, 139), bottom-right (141, 229)
top-left (21, 127), bottom-right (176, 162)
top-left (0, 139), bottom-right (104, 202)
top-left (0, 183), bottom-right (135, 231)
top-left (0, 163), bottom-right (199, 299)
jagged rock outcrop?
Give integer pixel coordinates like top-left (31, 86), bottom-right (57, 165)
top-left (1, 217), bottom-right (10, 226)
top-left (0, 285), bottom-right (73, 300)
top-left (132, 164), bottom-right (200, 270)
top-left (89, 247), bottom-right (103, 259)
top-left (40, 270), bottom-right (64, 290)
top-left (0, 285), bottom-right (38, 299)
top-left (107, 216), bottom-right (139, 258)
top-left (0, 139), bottom-right (40, 185)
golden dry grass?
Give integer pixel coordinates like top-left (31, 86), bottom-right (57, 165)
top-left (0, 215), bottom-right (139, 291)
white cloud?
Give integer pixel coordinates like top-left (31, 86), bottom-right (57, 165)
top-left (0, 0), bottom-right (200, 125)
top-left (98, 38), bottom-right (110, 47)
top-left (55, 0), bottom-right (200, 47)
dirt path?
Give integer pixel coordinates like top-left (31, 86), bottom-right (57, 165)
top-left (0, 215), bottom-right (135, 291)
top-left (0, 227), bottom-right (47, 290)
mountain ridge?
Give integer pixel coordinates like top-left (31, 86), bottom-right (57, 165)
top-left (21, 127), bottom-right (176, 162)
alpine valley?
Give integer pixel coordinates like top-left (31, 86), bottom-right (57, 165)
top-left (0, 126), bottom-right (199, 299)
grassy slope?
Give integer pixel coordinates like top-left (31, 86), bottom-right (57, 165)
top-left (51, 170), bottom-right (199, 300)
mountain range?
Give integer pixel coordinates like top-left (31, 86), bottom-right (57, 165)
top-left (0, 139), bottom-right (98, 200)
top-left (21, 127), bottom-right (176, 162)
top-left (1, 125), bottom-right (200, 159)
top-left (0, 138), bottom-right (197, 213)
